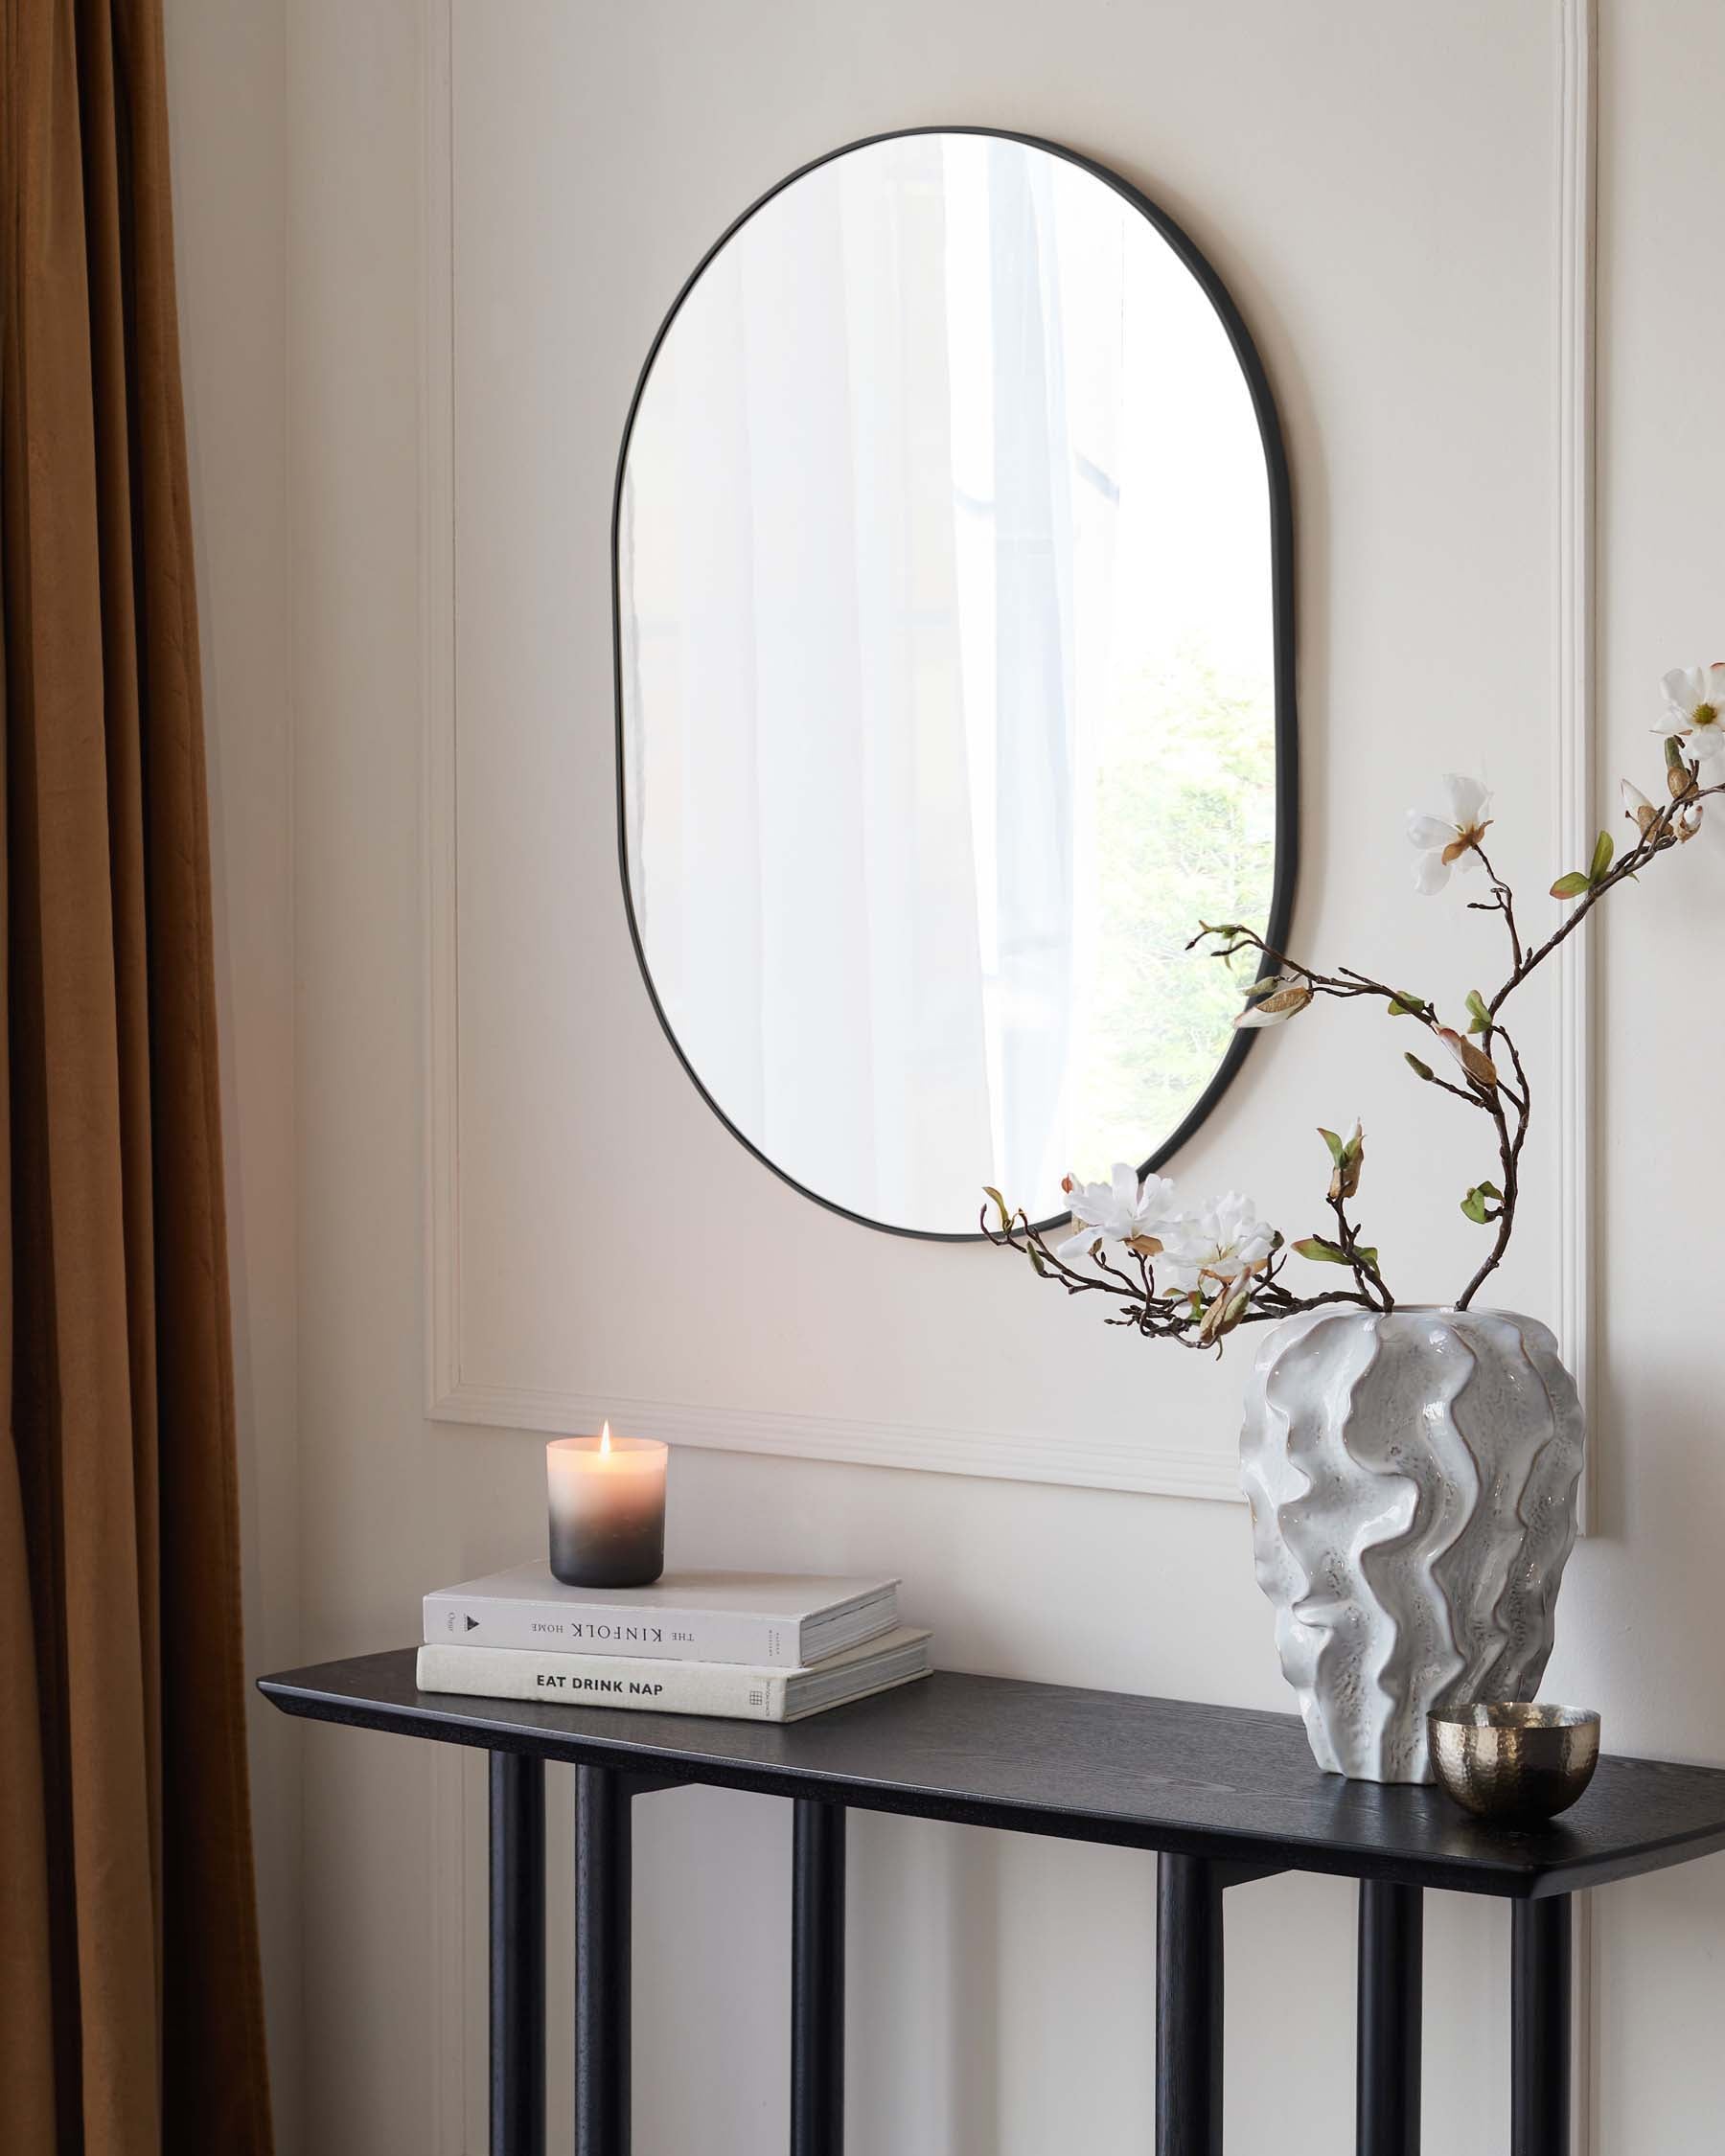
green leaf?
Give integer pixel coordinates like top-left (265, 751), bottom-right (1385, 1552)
top-left (1477, 1180), bottom-right (1503, 1201)
top-left (1464, 989), bottom-right (1491, 1035)
top-left (1589, 829), bottom-right (1615, 883)
top-left (1386, 990), bottom-right (1426, 1018)
top-left (1550, 871), bottom-right (1591, 900)
top-left (1404, 1052), bottom-right (1435, 1082)
top-left (982, 1185), bottom-right (1009, 1229)
top-left (1460, 1189), bottom-right (1489, 1225)
top-left (1318, 1126), bottom-right (1346, 1165)
top-left (1293, 1235), bottom-right (1377, 1271)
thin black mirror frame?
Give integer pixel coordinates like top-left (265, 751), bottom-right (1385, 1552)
top-left (611, 125), bottom-right (1298, 1244)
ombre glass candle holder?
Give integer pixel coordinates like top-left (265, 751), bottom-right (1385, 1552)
top-left (546, 1425), bottom-right (667, 1589)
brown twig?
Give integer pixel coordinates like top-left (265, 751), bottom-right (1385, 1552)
top-left (1486, 768), bottom-right (1723, 1021)
top-left (1327, 1190), bottom-right (1393, 1313)
top-left (1469, 843), bottom-right (1525, 971)
top-left (1456, 1026), bottom-right (1530, 1309)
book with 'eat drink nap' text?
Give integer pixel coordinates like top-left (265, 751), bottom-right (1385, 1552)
top-left (415, 1626), bottom-right (932, 1724)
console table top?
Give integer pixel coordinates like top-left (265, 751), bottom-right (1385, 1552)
top-left (259, 1648), bottom-right (1725, 1900)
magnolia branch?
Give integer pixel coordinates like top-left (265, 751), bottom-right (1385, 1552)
top-left (1487, 767), bottom-right (1724, 1021)
top-left (978, 1200), bottom-right (1380, 1353)
top-left (987, 714), bottom-right (1722, 1349)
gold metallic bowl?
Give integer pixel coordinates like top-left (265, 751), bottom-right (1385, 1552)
top-left (1428, 1703), bottom-right (1600, 1823)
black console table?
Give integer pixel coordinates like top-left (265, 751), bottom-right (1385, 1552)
top-left (260, 1650), bottom-right (1725, 2156)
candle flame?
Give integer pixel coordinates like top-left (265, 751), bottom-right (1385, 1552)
top-left (599, 1420), bottom-right (611, 1456)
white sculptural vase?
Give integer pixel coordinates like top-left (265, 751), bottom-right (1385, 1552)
top-left (1238, 1306), bottom-right (1585, 1783)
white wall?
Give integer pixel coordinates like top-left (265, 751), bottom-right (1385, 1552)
top-left (438, 0), bottom-right (1567, 1495)
top-left (169, 1), bottom-right (1725, 2150)
top-left (163, 7), bottom-right (300, 2154)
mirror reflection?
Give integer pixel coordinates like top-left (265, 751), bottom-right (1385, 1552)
top-left (617, 131), bottom-right (1287, 1236)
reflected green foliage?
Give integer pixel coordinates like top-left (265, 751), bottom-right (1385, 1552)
top-left (1070, 655), bottom-right (1276, 1170)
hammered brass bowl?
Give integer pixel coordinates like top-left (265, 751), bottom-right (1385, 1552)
top-left (1428, 1703), bottom-right (1600, 1823)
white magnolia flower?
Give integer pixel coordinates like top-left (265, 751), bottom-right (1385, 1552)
top-left (1658, 663), bottom-right (1725, 763)
top-left (1159, 1192), bottom-right (1276, 1291)
top-left (1407, 774), bottom-right (1493, 894)
top-left (1056, 1166), bottom-right (1178, 1266)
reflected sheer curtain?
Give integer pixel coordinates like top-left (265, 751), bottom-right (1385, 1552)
top-left (624, 136), bottom-right (1113, 1224)
top-left (0, 3), bottom-right (274, 2152)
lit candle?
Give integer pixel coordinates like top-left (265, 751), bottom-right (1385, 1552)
top-left (546, 1423), bottom-right (668, 1588)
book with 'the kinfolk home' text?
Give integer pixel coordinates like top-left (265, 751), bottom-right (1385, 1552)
top-left (416, 1626), bottom-right (932, 1724)
top-left (423, 1563), bottom-right (899, 1669)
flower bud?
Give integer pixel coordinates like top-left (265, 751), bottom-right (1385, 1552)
top-left (1438, 1026), bottom-right (1499, 1091)
top-left (1621, 778), bottom-right (1658, 836)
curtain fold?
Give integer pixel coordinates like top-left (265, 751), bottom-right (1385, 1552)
top-left (0, 3), bottom-right (274, 2151)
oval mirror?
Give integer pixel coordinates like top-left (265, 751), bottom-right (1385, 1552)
top-left (615, 128), bottom-right (1294, 1238)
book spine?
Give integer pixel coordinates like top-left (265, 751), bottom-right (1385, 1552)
top-left (422, 1594), bottom-right (798, 1665)
top-left (415, 1642), bottom-right (789, 1720)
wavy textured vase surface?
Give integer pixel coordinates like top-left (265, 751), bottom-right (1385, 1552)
top-left (1239, 1308), bottom-right (1584, 1783)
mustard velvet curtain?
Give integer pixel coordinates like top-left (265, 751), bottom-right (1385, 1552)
top-left (0, 2), bottom-right (274, 2150)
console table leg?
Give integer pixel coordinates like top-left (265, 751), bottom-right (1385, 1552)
top-left (791, 1798), bottom-right (846, 2156)
top-left (1356, 1881), bottom-right (1422, 2155)
top-left (1511, 1897), bottom-right (1572, 2156)
top-left (490, 1751), bottom-right (546, 2156)
top-left (575, 1764), bottom-right (632, 2156)
top-left (1157, 1852), bottom-right (1224, 2156)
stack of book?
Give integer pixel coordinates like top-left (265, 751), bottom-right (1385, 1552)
top-left (416, 1563), bottom-right (932, 1724)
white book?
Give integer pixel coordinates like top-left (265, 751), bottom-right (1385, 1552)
top-left (415, 1627), bottom-right (932, 1724)
top-left (423, 1563), bottom-right (899, 1669)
